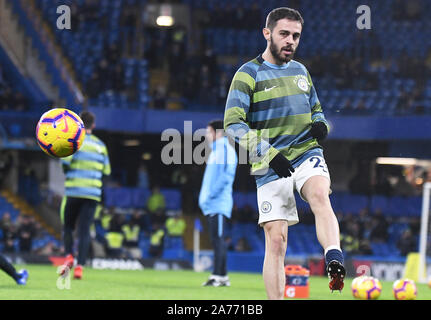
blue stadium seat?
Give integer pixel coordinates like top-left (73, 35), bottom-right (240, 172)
top-left (164, 236), bottom-right (184, 251)
top-left (160, 188), bottom-right (182, 210)
top-left (131, 188), bottom-right (151, 208)
top-left (162, 248), bottom-right (188, 260)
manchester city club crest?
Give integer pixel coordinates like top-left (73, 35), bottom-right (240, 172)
top-left (294, 75), bottom-right (310, 92)
top-left (261, 201), bottom-right (272, 213)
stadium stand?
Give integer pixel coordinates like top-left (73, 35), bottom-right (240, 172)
top-left (99, 186), bottom-right (421, 259)
top-left (0, 192), bottom-right (61, 254)
top-left (5, 0), bottom-right (427, 115)
top-left (35, 0), bottom-right (149, 109)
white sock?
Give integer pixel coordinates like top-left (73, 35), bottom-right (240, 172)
top-left (324, 245), bottom-right (342, 256)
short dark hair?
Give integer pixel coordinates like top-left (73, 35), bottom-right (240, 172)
top-left (208, 120), bottom-right (224, 132)
top-left (79, 111), bottom-right (95, 129)
top-left (265, 7), bottom-right (304, 31)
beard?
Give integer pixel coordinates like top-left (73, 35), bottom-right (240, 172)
top-left (269, 35), bottom-right (295, 64)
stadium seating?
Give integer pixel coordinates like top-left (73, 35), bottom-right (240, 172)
top-left (104, 187), bottom-right (182, 210)
top-left (102, 186), bottom-right (422, 259)
top-left (2, 0), bottom-right (430, 116)
top-left (186, 0), bottom-right (431, 115)
top-left (34, 0), bottom-right (149, 110)
top-left (10, 1), bottom-right (77, 106)
top-left (0, 196), bottom-right (20, 222)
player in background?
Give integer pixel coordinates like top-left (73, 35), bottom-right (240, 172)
top-left (0, 254), bottom-right (28, 285)
top-left (223, 7), bottom-right (345, 299)
top-left (199, 120), bottom-right (238, 287)
top-left (59, 111), bottom-right (111, 279)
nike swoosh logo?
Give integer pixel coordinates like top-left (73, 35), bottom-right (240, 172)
top-left (60, 114), bottom-right (69, 133)
top-left (264, 86), bottom-right (277, 92)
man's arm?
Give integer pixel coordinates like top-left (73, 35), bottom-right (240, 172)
top-left (102, 145), bottom-right (111, 177)
top-left (224, 69), bottom-right (278, 165)
top-left (101, 144), bottom-right (111, 204)
top-left (308, 71), bottom-right (330, 141)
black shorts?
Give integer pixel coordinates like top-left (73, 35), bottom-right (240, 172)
top-left (60, 196), bottom-right (98, 230)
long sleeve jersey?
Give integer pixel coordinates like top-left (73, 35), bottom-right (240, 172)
top-left (61, 133), bottom-right (111, 202)
top-left (224, 54), bottom-right (329, 188)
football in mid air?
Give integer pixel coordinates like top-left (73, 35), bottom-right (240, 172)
top-left (36, 108), bottom-right (85, 158)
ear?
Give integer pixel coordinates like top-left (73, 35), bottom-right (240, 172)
top-left (263, 27), bottom-right (271, 41)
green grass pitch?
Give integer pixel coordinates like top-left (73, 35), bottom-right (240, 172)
top-left (0, 264), bottom-right (430, 300)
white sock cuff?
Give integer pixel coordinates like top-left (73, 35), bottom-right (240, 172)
top-left (324, 245), bottom-right (342, 256)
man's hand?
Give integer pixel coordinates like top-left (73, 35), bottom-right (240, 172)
top-left (310, 121), bottom-right (328, 142)
top-left (269, 153), bottom-right (295, 178)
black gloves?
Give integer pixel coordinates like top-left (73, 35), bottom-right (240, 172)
top-left (310, 121), bottom-right (328, 142)
top-left (269, 153), bottom-right (295, 178)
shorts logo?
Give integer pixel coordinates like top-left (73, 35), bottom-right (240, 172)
top-left (261, 201), bottom-right (272, 214)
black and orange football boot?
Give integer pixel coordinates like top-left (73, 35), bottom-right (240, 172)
top-left (326, 260), bottom-right (346, 292)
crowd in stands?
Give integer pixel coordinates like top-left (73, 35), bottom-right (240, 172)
top-left (124, 0), bottom-right (431, 114)
top-left (0, 212), bottom-right (61, 255)
top-left (85, 45), bottom-right (129, 100)
top-left (2, 0), bottom-right (426, 115)
top-left (336, 207), bottom-right (421, 257)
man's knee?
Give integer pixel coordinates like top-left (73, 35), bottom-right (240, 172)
top-left (302, 176), bottom-right (331, 205)
top-left (306, 187), bottom-right (330, 206)
top-left (264, 222), bottom-right (287, 256)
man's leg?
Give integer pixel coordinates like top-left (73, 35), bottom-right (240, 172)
top-left (257, 177), bottom-right (297, 299)
top-left (76, 200), bottom-right (98, 267)
top-left (203, 214), bottom-right (225, 286)
top-left (301, 176), bottom-right (340, 251)
top-left (61, 197), bottom-right (79, 257)
top-left (0, 254), bottom-right (20, 282)
top-left (220, 219), bottom-right (228, 277)
top-left (214, 214), bottom-right (227, 277)
top-left (209, 214), bottom-right (221, 275)
top-left (216, 215), bottom-right (229, 285)
top-left (301, 175), bottom-right (345, 290)
top-left (0, 254), bottom-right (28, 285)
top-left (262, 220), bottom-right (288, 300)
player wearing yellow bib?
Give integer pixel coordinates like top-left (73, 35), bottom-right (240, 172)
top-left (224, 8), bottom-right (344, 299)
top-left (59, 111), bottom-right (111, 280)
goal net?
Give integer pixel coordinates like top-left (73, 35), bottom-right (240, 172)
top-left (418, 182), bottom-right (431, 283)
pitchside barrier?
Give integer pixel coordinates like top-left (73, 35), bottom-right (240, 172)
top-left (3, 251), bottom-right (431, 282)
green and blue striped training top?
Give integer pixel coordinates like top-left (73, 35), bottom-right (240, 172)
top-left (61, 133), bottom-right (111, 202)
top-left (224, 54), bottom-right (330, 188)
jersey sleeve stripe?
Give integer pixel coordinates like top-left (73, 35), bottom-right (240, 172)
top-left (225, 91), bottom-right (251, 110)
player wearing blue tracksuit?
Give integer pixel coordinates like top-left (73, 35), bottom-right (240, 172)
top-left (199, 120), bottom-right (237, 287)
